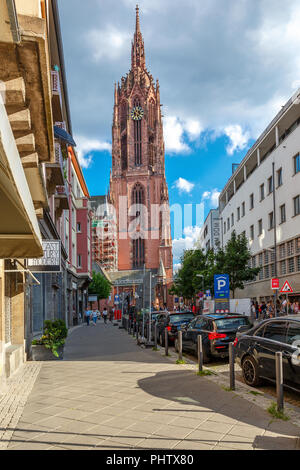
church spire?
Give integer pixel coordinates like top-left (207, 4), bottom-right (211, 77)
top-left (131, 4), bottom-right (145, 70)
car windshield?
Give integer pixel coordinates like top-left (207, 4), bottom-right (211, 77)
top-left (170, 314), bottom-right (194, 323)
top-left (215, 317), bottom-right (249, 330)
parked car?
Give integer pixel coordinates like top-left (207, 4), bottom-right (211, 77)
top-left (176, 314), bottom-right (252, 362)
top-left (234, 316), bottom-right (300, 392)
top-left (156, 312), bottom-right (195, 346)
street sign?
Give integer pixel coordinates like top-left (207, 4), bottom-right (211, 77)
top-left (280, 281), bottom-right (293, 293)
top-left (114, 294), bottom-right (120, 304)
top-left (271, 278), bottom-right (280, 290)
top-left (28, 240), bottom-right (61, 272)
top-left (214, 274), bottom-right (230, 299)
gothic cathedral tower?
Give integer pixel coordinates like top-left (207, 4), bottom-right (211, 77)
top-left (109, 6), bottom-right (173, 296)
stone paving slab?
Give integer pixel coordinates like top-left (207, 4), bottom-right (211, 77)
top-left (2, 320), bottom-right (300, 450)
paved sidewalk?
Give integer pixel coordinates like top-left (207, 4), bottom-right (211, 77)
top-left (4, 321), bottom-right (300, 450)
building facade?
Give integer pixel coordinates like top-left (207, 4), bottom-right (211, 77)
top-left (219, 89), bottom-right (300, 302)
top-left (198, 209), bottom-right (221, 253)
top-left (108, 6), bottom-right (173, 309)
top-left (0, 0), bottom-right (92, 386)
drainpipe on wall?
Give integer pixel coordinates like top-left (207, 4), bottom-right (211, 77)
top-left (6, 0), bottom-right (20, 43)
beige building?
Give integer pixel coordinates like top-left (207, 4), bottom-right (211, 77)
top-left (219, 89), bottom-right (300, 303)
top-left (0, 0), bottom-right (53, 386)
top-left (0, 0), bottom-right (87, 387)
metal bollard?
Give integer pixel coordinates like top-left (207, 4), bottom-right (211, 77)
top-left (136, 321), bottom-right (139, 343)
top-left (276, 351), bottom-right (284, 411)
top-left (154, 323), bottom-right (158, 349)
top-left (165, 328), bottom-right (169, 356)
top-left (178, 330), bottom-right (183, 361)
top-left (229, 342), bottom-right (235, 390)
top-left (128, 320), bottom-right (131, 334)
top-left (198, 335), bottom-right (203, 372)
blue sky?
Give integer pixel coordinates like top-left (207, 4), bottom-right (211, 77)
top-left (58, 0), bottom-right (300, 268)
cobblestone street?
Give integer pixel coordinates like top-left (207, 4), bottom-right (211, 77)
top-left (0, 321), bottom-right (299, 450)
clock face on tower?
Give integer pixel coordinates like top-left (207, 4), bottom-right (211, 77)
top-left (131, 106), bottom-right (144, 121)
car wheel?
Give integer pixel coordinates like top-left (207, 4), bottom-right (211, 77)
top-left (242, 356), bottom-right (261, 387)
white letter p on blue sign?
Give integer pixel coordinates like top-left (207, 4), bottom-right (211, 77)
top-left (217, 279), bottom-right (226, 290)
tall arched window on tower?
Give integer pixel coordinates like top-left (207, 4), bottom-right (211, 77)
top-left (133, 98), bottom-right (142, 165)
top-left (149, 135), bottom-right (154, 167)
top-left (132, 238), bottom-right (145, 269)
top-left (132, 182), bottom-right (145, 206)
top-left (131, 183), bottom-right (145, 268)
top-left (121, 135), bottom-right (127, 171)
top-left (148, 98), bottom-right (155, 129)
top-left (120, 100), bottom-right (127, 131)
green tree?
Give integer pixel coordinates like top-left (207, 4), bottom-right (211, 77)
top-left (170, 249), bottom-right (207, 302)
top-left (88, 272), bottom-right (111, 308)
top-left (222, 231), bottom-right (260, 297)
top-left (170, 231), bottom-right (260, 301)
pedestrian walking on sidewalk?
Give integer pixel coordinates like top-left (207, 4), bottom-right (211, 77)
top-left (103, 308), bottom-right (108, 324)
top-left (92, 308), bottom-right (98, 326)
top-left (85, 308), bottom-right (91, 326)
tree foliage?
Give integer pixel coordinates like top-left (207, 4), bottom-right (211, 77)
top-left (89, 271), bottom-right (111, 300)
top-left (170, 231), bottom-right (260, 300)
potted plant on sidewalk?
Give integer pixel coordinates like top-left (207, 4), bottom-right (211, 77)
top-left (31, 320), bottom-right (68, 360)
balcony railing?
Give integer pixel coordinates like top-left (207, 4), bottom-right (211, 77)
top-left (51, 71), bottom-right (63, 121)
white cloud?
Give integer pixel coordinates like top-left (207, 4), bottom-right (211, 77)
top-left (172, 225), bottom-right (202, 261)
top-left (200, 188), bottom-right (220, 208)
top-left (210, 189), bottom-right (221, 207)
top-left (163, 116), bottom-right (203, 154)
top-left (85, 25), bottom-right (130, 62)
top-left (173, 263), bottom-right (181, 273)
top-left (75, 135), bottom-right (111, 169)
top-left (163, 116), bottom-right (190, 153)
top-left (185, 119), bottom-right (203, 141)
top-left (173, 177), bottom-right (195, 194)
top-left (224, 124), bottom-right (250, 155)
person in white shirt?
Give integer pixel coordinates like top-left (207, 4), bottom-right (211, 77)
top-left (103, 308), bottom-right (108, 324)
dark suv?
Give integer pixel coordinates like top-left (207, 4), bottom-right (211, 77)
top-left (234, 316), bottom-right (300, 392)
top-left (156, 312), bottom-right (195, 346)
top-left (177, 314), bottom-right (252, 362)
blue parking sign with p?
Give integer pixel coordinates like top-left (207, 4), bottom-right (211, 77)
top-left (214, 274), bottom-right (230, 299)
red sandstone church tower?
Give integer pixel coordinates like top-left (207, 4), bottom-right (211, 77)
top-left (109, 6), bottom-right (173, 308)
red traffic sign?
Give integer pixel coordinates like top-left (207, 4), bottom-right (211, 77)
top-left (271, 278), bottom-right (280, 290)
top-left (280, 280), bottom-right (293, 293)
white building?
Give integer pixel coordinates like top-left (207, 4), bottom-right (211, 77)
top-left (198, 209), bottom-right (221, 253)
top-left (219, 88), bottom-right (300, 302)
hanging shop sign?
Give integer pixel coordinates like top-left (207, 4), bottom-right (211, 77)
top-left (27, 240), bottom-right (61, 273)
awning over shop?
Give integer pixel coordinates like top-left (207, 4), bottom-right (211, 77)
top-left (54, 126), bottom-right (76, 147)
top-left (0, 99), bottom-right (43, 258)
